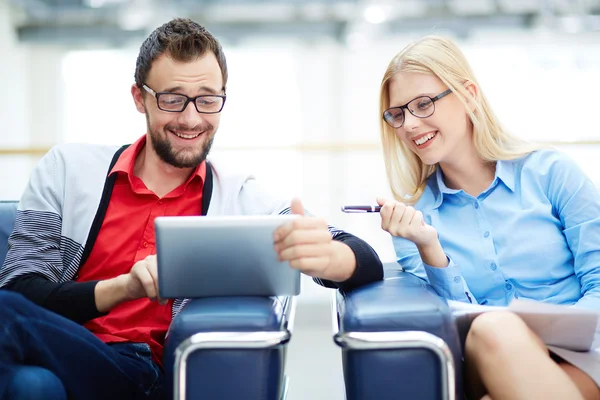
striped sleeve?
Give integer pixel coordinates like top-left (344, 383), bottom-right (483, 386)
top-left (0, 147), bottom-right (73, 287)
top-left (277, 208), bottom-right (383, 291)
top-left (0, 210), bottom-right (70, 286)
top-left (0, 148), bottom-right (98, 322)
top-left (312, 232), bottom-right (383, 292)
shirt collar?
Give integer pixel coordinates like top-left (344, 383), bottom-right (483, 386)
top-left (430, 167), bottom-right (454, 210)
top-left (430, 160), bottom-right (515, 209)
top-left (494, 159), bottom-right (515, 192)
top-left (110, 134), bottom-right (206, 185)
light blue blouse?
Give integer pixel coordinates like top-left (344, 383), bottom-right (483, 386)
top-left (393, 149), bottom-right (600, 310)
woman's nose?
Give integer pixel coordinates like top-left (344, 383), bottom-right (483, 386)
top-left (402, 110), bottom-right (422, 132)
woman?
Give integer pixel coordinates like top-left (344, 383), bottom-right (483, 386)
top-left (376, 35), bottom-right (600, 400)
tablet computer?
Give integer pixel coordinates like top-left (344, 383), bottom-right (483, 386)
top-left (155, 214), bottom-right (301, 298)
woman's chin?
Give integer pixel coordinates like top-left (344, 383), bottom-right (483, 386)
top-left (417, 155), bottom-right (440, 166)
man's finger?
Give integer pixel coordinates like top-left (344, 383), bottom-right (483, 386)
top-left (274, 217), bottom-right (327, 242)
top-left (275, 229), bottom-right (331, 250)
top-left (288, 256), bottom-right (329, 274)
top-left (144, 259), bottom-right (160, 300)
top-left (290, 197), bottom-right (305, 216)
top-left (278, 243), bottom-right (331, 261)
top-left (144, 256), bottom-right (166, 305)
top-left (137, 267), bottom-right (157, 300)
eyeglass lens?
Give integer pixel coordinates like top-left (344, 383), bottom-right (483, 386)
top-left (157, 93), bottom-right (224, 113)
top-left (384, 96), bottom-right (436, 128)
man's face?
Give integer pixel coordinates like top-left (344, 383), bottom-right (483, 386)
top-left (132, 52), bottom-right (224, 168)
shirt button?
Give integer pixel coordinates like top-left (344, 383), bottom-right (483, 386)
top-left (490, 263), bottom-right (497, 271)
top-left (143, 241), bottom-right (148, 248)
top-left (474, 202), bottom-right (479, 209)
top-left (483, 231), bottom-right (490, 238)
top-left (453, 276), bottom-right (461, 283)
top-left (505, 283), bottom-right (513, 290)
top-left (157, 200), bottom-right (163, 205)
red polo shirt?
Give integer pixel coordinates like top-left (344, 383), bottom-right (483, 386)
top-left (76, 135), bottom-right (205, 366)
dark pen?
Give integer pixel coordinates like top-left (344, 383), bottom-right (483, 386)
top-left (341, 205), bottom-right (382, 213)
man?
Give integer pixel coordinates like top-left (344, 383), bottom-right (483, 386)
top-left (0, 18), bottom-right (383, 400)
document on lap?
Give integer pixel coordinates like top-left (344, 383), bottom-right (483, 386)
top-left (547, 346), bottom-right (600, 383)
top-left (448, 299), bottom-right (599, 352)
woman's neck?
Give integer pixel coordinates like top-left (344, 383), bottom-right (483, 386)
top-left (439, 153), bottom-right (496, 198)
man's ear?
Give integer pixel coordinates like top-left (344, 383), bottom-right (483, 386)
top-left (463, 80), bottom-right (479, 113)
top-left (131, 84), bottom-right (146, 114)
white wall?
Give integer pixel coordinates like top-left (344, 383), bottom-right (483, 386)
top-left (0, 1), bottom-right (33, 199)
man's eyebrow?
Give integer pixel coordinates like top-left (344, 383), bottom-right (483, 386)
top-left (161, 85), bottom-right (220, 94)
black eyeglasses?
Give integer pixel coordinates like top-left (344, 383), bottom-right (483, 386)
top-left (143, 84), bottom-right (226, 114)
top-left (383, 89), bottom-right (452, 128)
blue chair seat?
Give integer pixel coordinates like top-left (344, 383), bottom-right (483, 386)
top-left (333, 264), bottom-right (463, 400)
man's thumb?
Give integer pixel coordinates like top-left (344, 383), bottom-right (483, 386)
top-left (291, 198), bottom-right (305, 216)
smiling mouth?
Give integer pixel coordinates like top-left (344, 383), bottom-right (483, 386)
top-left (414, 132), bottom-right (437, 146)
top-left (170, 130), bottom-right (202, 140)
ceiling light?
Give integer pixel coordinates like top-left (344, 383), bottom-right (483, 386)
top-left (364, 5), bottom-right (386, 24)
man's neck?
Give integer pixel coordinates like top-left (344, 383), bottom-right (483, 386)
top-left (134, 143), bottom-right (194, 198)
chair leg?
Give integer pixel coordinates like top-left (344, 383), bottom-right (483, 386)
top-left (280, 375), bottom-right (290, 400)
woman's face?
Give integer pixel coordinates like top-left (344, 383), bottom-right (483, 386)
top-left (386, 72), bottom-right (474, 166)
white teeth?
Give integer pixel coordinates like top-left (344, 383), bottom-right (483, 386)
top-left (173, 131), bottom-right (201, 139)
top-left (414, 132), bottom-right (436, 146)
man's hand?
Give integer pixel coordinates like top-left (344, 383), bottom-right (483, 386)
top-left (273, 198), bottom-right (356, 282)
top-left (121, 255), bottom-right (166, 304)
top-left (95, 255), bottom-right (167, 313)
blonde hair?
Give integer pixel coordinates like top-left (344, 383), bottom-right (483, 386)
top-left (380, 35), bottom-right (540, 204)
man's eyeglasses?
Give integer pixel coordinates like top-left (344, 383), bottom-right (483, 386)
top-left (383, 89), bottom-right (452, 129)
top-left (142, 84), bottom-right (226, 114)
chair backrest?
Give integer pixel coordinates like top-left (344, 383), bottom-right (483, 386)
top-left (0, 201), bottom-right (18, 266)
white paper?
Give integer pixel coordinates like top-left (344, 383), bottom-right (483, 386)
top-left (547, 346), bottom-right (600, 383)
top-left (447, 299), bottom-right (600, 352)
top-left (508, 299), bottom-right (599, 351)
top-left (447, 300), bottom-right (505, 314)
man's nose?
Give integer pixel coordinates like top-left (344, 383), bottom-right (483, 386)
top-left (177, 101), bottom-right (204, 127)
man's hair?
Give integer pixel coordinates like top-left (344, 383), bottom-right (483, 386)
top-left (134, 18), bottom-right (228, 90)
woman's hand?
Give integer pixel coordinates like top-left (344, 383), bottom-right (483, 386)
top-left (376, 197), bottom-right (448, 268)
top-left (376, 198), bottom-right (438, 245)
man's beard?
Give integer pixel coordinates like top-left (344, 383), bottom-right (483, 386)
top-left (148, 121), bottom-right (215, 169)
